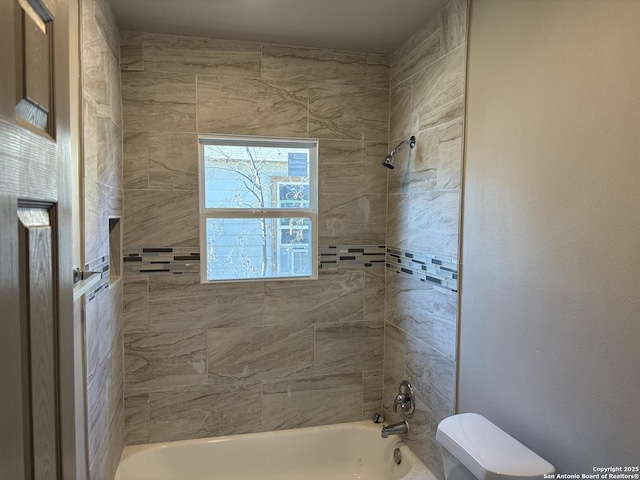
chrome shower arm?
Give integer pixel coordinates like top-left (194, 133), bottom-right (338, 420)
top-left (391, 137), bottom-right (414, 155)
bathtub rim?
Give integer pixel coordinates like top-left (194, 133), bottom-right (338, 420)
top-left (121, 420), bottom-right (392, 459)
top-left (117, 419), bottom-right (436, 480)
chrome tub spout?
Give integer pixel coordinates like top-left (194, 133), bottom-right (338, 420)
top-left (381, 421), bottom-right (409, 438)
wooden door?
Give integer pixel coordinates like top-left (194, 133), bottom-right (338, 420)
top-left (0, 0), bottom-right (79, 478)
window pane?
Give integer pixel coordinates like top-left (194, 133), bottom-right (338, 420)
top-left (205, 217), bottom-right (313, 280)
top-left (203, 145), bottom-right (310, 209)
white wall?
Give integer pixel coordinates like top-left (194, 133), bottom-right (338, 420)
top-left (459, 0), bottom-right (640, 472)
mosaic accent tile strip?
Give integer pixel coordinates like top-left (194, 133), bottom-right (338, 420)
top-left (123, 247), bottom-right (201, 274)
top-left (123, 245), bottom-right (386, 275)
top-left (319, 245), bottom-right (386, 271)
top-left (386, 247), bottom-right (458, 292)
top-left (84, 255), bottom-right (110, 303)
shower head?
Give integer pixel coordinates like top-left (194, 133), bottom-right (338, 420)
top-left (382, 153), bottom-right (396, 169)
top-left (382, 136), bottom-right (416, 169)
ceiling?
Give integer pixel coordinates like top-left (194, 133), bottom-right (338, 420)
top-left (106, 0), bottom-right (450, 54)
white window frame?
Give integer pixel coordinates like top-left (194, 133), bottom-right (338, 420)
top-left (274, 180), bottom-right (311, 275)
top-left (198, 134), bottom-right (318, 283)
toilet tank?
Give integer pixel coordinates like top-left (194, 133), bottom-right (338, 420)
top-left (436, 413), bottom-right (556, 480)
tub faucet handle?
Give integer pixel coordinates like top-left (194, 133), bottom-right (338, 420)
top-left (392, 381), bottom-right (415, 415)
top-left (392, 393), bottom-right (406, 413)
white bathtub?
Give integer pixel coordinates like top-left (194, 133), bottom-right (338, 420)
top-left (115, 420), bottom-right (435, 480)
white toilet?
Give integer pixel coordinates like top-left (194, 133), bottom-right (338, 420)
top-left (436, 413), bottom-right (556, 480)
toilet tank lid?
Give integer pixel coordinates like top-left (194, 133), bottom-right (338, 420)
top-left (436, 413), bottom-right (555, 480)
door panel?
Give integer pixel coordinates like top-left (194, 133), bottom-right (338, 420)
top-left (14, 0), bottom-right (54, 134)
top-left (18, 207), bottom-right (59, 480)
top-left (0, 0), bottom-right (80, 477)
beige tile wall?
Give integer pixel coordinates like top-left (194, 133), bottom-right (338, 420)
top-left (382, 0), bottom-right (467, 478)
top-left (120, 32), bottom-right (389, 444)
top-left (81, 0), bottom-right (124, 477)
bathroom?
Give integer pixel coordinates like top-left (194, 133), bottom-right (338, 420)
top-left (0, 0), bottom-right (638, 479)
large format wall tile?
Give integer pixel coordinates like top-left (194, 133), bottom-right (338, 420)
top-left (90, 396), bottom-right (124, 480)
top-left (262, 44), bottom-right (367, 85)
top-left (412, 45), bottom-right (466, 132)
top-left (363, 87), bottom-right (390, 142)
top-left (83, 98), bottom-right (100, 182)
top-left (83, 98), bottom-right (122, 189)
top-left (197, 76), bottom-right (308, 136)
top-left (144, 33), bottom-right (262, 77)
top-left (149, 383), bottom-right (263, 442)
top-left (97, 116), bottom-right (122, 190)
top-left (82, 0), bottom-right (114, 113)
top-left (207, 325), bottom-right (314, 383)
top-left (385, 272), bottom-right (457, 360)
top-left (122, 71), bottom-right (196, 132)
top-left (366, 54), bottom-right (390, 89)
top-left (383, 322), bottom-right (406, 374)
top-left (123, 275), bottom-right (149, 332)
top-left (123, 131), bottom-right (148, 189)
top-left (404, 335), bottom-right (436, 457)
top-left (413, 120), bottom-right (463, 191)
top-left (383, 324), bottom-right (407, 429)
top-left (148, 132), bottom-right (198, 190)
top-left (406, 190), bottom-right (460, 258)
top-left (124, 330), bottom-right (207, 388)
top-left (319, 193), bottom-right (386, 245)
top-left (93, 0), bottom-right (119, 55)
top-left (388, 160), bottom-right (437, 196)
top-left (198, 282), bottom-right (264, 329)
top-left (315, 322), bottom-right (383, 374)
top-left (390, 78), bottom-right (414, 143)
top-left (308, 84), bottom-right (367, 141)
top-left (84, 178), bottom-right (111, 263)
top-left (124, 390), bottom-right (149, 445)
top-left (262, 373), bottom-right (364, 430)
top-left (364, 269), bottom-right (385, 323)
top-left (87, 334), bottom-right (123, 471)
top-left (385, 193), bottom-right (411, 253)
top-left (263, 271), bottom-right (365, 325)
top-left (120, 31), bottom-right (143, 71)
top-left (123, 189), bottom-right (199, 247)
top-left (441, 0), bottom-right (467, 55)
top-left (384, 323), bottom-right (407, 373)
top-left (363, 370), bottom-right (384, 417)
top-left (85, 281), bottom-right (122, 385)
top-left (390, 21), bottom-right (441, 88)
top-left (405, 332), bottom-right (455, 469)
top-left (309, 84), bottom-right (389, 142)
top-left (365, 142), bottom-right (389, 195)
top-left (147, 274), bottom-right (201, 326)
top-left (108, 46), bottom-right (123, 127)
top-left (83, 97), bottom-right (122, 263)
top-left (145, 275), bottom-right (264, 330)
top-left (387, 191), bottom-right (459, 257)
top-left (85, 291), bottom-right (106, 385)
top-left (389, 117), bottom-right (453, 195)
top-left (318, 139), bottom-right (366, 195)
top-left (419, 347), bottom-right (455, 425)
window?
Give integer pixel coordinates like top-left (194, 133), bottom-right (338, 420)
top-left (199, 135), bottom-right (318, 282)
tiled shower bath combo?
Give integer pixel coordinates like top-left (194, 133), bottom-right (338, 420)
top-left (79, 0), bottom-right (467, 477)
